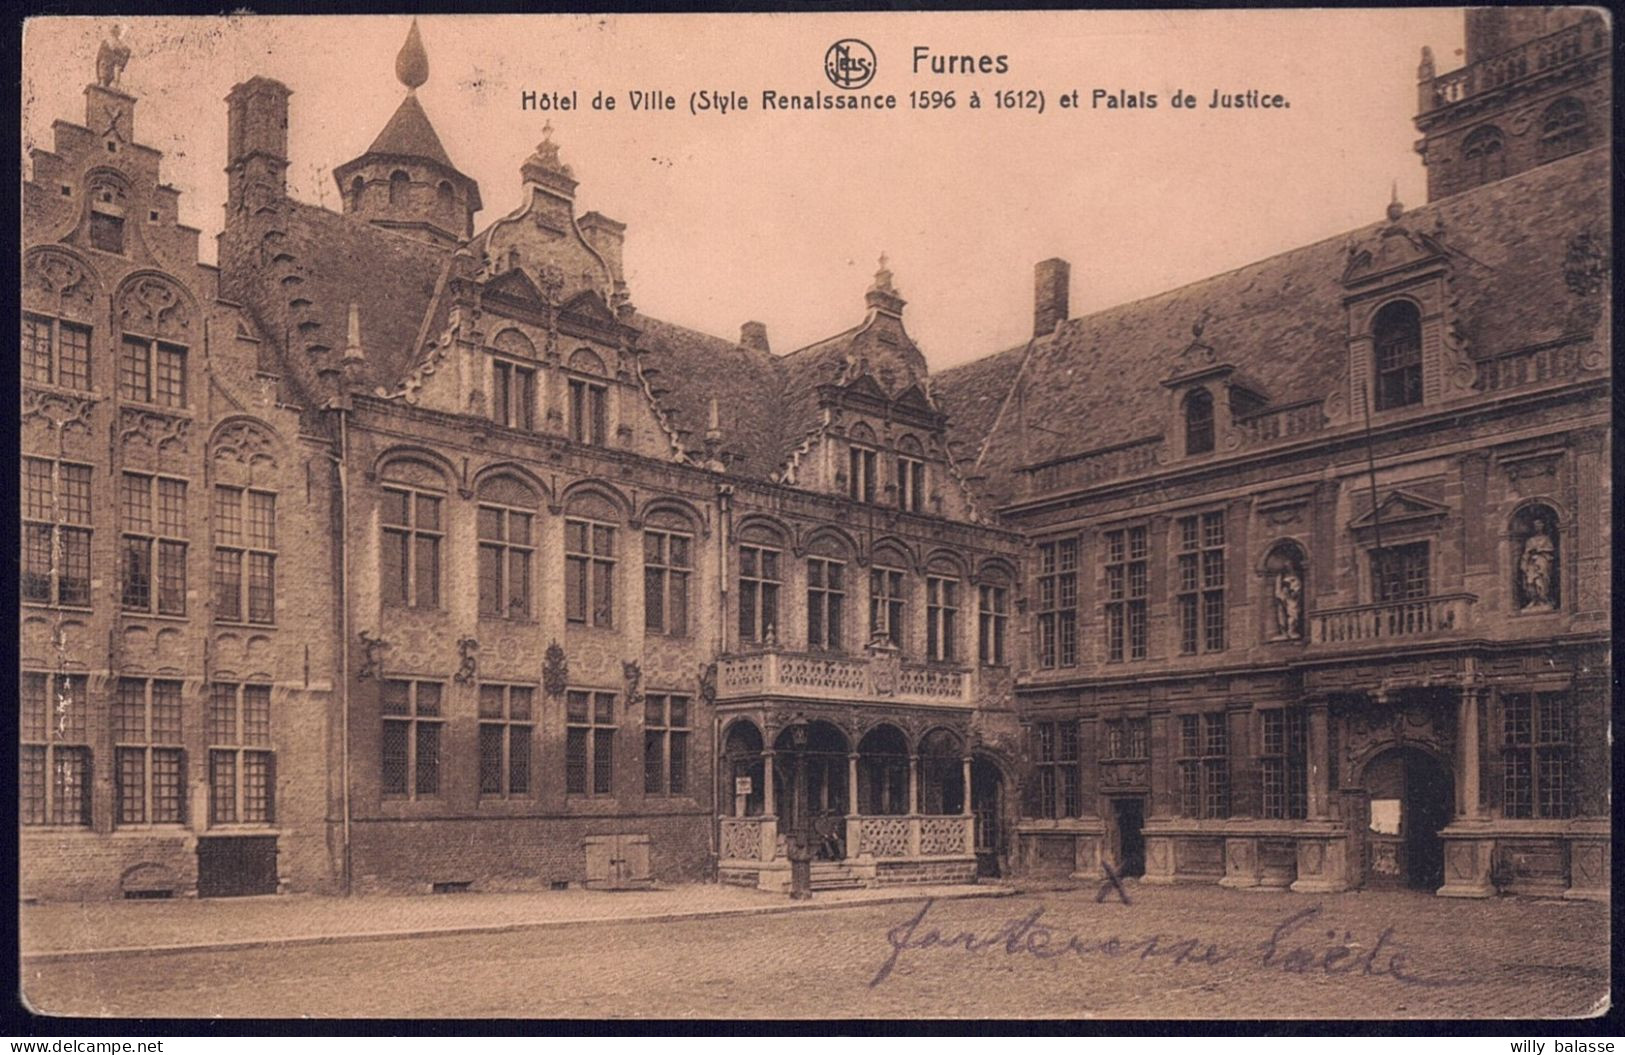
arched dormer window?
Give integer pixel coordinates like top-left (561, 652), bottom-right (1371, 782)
top-left (847, 423), bottom-right (877, 503)
top-left (1462, 125), bottom-right (1506, 184)
top-left (436, 180), bottom-right (454, 210)
top-left (388, 170), bottom-right (409, 206)
top-left (349, 175), bottom-right (365, 209)
top-left (1183, 388), bottom-right (1215, 455)
top-left (567, 348), bottom-right (610, 447)
top-left (1372, 301), bottom-right (1422, 410)
top-left (489, 330), bottom-right (538, 432)
top-left (1538, 98), bottom-right (1588, 163)
top-left (896, 434), bottom-right (926, 513)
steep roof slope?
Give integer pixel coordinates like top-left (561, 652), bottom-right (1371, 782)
top-left (939, 145), bottom-right (1610, 509)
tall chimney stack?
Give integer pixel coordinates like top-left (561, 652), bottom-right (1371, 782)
top-left (740, 321), bottom-right (770, 353)
top-left (1034, 258), bottom-right (1070, 338)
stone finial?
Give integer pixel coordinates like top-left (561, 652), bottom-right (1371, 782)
top-left (96, 24), bottom-right (131, 88)
top-left (396, 19), bottom-right (429, 91)
top-left (1418, 45), bottom-right (1436, 82)
top-left (1386, 182), bottom-right (1404, 224)
top-left (874, 253), bottom-right (893, 291)
top-left (342, 302), bottom-right (366, 364)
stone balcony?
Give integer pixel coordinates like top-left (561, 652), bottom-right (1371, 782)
top-left (1309, 593), bottom-right (1477, 647)
top-left (1420, 15), bottom-right (1607, 115)
top-left (715, 647), bottom-right (975, 708)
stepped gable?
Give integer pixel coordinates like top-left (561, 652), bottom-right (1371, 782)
top-left (949, 145), bottom-right (1609, 509)
top-left (278, 199), bottom-right (451, 393)
top-left (631, 314), bottom-right (790, 478)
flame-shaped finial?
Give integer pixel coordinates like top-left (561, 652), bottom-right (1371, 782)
top-left (1386, 181), bottom-right (1404, 223)
top-left (396, 20), bottom-right (429, 91)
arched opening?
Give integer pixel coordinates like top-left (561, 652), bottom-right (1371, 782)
top-left (1359, 746), bottom-right (1453, 890)
top-left (1538, 97), bottom-right (1588, 162)
top-left (1372, 300), bottom-right (1422, 410)
top-left (1183, 387), bottom-right (1215, 455)
top-left (971, 753), bottom-right (1007, 877)
top-left (773, 720), bottom-right (849, 859)
top-left (1263, 540), bottom-right (1307, 641)
top-left (436, 179), bottom-right (455, 210)
top-left (388, 170), bottom-right (409, 206)
top-left (349, 175), bottom-right (365, 209)
top-left (918, 728), bottom-right (966, 815)
top-left (723, 720), bottom-right (765, 817)
top-left (1511, 503), bottom-right (1561, 612)
top-left (857, 724), bottom-right (909, 816)
top-left (1462, 125), bottom-right (1506, 184)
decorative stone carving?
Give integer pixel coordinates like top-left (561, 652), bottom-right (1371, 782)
top-left (211, 420), bottom-right (279, 467)
top-left (23, 387), bottom-right (99, 435)
top-left (118, 407), bottom-right (191, 453)
top-left (1512, 506), bottom-right (1560, 612)
top-left (357, 630), bottom-right (389, 680)
top-left (1263, 541), bottom-right (1307, 642)
top-left (96, 24), bottom-right (131, 87)
top-left (24, 248), bottom-right (97, 313)
top-left (542, 641), bottom-right (569, 698)
top-left (454, 637), bottom-right (478, 684)
top-left (1563, 225), bottom-right (1608, 298)
top-left (117, 275), bottom-right (191, 338)
top-left (697, 661), bottom-right (717, 706)
top-left (622, 659), bottom-right (643, 708)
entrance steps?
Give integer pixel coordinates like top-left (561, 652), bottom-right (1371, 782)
top-left (809, 863), bottom-right (865, 891)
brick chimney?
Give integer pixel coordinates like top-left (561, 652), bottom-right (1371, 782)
top-left (225, 77), bottom-right (292, 214)
top-left (1034, 258), bottom-right (1070, 338)
top-left (740, 321), bottom-right (770, 353)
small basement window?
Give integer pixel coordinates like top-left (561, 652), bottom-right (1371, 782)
top-left (432, 880), bottom-right (473, 894)
top-left (124, 889), bottom-right (174, 900)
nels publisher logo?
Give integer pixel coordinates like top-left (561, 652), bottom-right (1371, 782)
top-left (824, 39), bottom-right (876, 89)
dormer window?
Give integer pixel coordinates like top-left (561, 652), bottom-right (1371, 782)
top-left (849, 446), bottom-right (876, 503)
top-left (1183, 388), bottom-right (1215, 455)
top-left (491, 358), bottom-right (536, 431)
top-left (388, 170), bottom-right (409, 206)
top-left (569, 379), bottom-right (607, 445)
top-left (896, 435), bottom-right (926, 513)
top-left (1372, 301), bottom-right (1422, 410)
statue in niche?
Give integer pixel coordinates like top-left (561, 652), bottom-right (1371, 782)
top-left (1516, 511), bottom-right (1559, 612)
top-left (1264, 543), bottom-right (1307, 641)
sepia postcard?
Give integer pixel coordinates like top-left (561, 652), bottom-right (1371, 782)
top-left (16, 9), bottom-right (1613, 1023)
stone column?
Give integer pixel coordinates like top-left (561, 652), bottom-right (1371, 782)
top-left (762, 749), bottom-right (776, 816)
top-left (961, 756), bottom-right (974, 816)
top-left (1455, 686), bottom-right (1484, 819)
top-left (1305, 697), bottom-right (1331, 820)
top-left (847, 752), bottom-right (860, 816)
top-left (907, 754), bottom-right (920, 815)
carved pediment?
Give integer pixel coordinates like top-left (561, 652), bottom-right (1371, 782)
top-left (1341, 224), bottom-right (1449, 287)
top-left (560, 289), bottom-right (616, 325)
top-left (483, 267), bottom-right (546, 306)
top-left (893, 384), bottom-right (933, 413)
top-left (840, 372), bottom-right (889, 402)
top-left (1349, 489), bottom-right (1450, 532)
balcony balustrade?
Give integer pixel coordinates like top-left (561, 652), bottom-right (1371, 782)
top-left (715, 648), bottom-right (974, 707)
top-left (719, 813), bottom-right (975, 864)
top-left (1421, 16), bottom-right (1606, 113)
top-left (1309, 593), bottom-right (1476, 646)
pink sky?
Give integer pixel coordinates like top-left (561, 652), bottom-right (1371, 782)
top-left (23, 12), bottom-right (1466, 370)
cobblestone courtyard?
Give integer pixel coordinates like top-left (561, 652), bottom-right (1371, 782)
top-left (23, 883), bottom-right (1609, 1020)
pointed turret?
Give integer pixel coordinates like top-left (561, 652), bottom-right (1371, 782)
top-left (332, 20), bottom-right (481, 247)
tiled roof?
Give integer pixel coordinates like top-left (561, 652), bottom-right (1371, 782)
top-left (364, 94), bottom-right (457, 170)
top-left (934, 145), bottom-right (1610, 509)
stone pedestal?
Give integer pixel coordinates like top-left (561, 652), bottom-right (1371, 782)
top-left (1288, 835), bottom-right (1349, 893)
top-left (1142, 836), bottom-right (1176, 884)
top-left (1563, 839), bottom-right (1609, 902)
top-left (1436, 834), bottom-right (1495, 898)
top-left (1218, 836), bottom-right (1259, 889)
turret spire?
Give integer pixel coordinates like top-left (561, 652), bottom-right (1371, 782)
top-left (396, 20), bottom-right (429, 92)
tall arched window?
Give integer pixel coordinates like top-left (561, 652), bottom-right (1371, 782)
top-left (476, 475), bottom-right (539, 620)
top-left (1184, 388), bottom-right (1215, 455)
top-left (1372, 301), bottom-right (1422, 410)
top-left (388, 170), bottom-right (409, 206)
top-left (1538, 98), bottom-right (1588, 162)
top-left (380, 457), bottom-right (447, 609)
top-left (1462, 125), bottom-right (1506, 184)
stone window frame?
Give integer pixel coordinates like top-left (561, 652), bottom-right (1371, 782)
top-left (120, 471), bottom-right (188, 617)
top-left (208, 680), bottom-right (275, 826)
top-left (380, 678), bottom-right (444, 800)
top-left (477, 682), bottom-right (536, 800)
top-left (20, 672), bottom-right (92, 828)
top-left (113, 677), bottom-right (187, 828)
top-left (1031, 718), bottom-right (1081, 820)
top-left (1035, 537), bottom-right (1078, 668)
top-left (565, 689), bottom-right (618, 797)
top-left (214, 484), bottom-right (277, 626)
top-left (1177, 711), bottom-right (1230, 819)
top-left (642, 693), bottom-right (692, 797)
top-left (21, 456), bottom-right (94, 609)
top-left (23, 312), bottom-right (93, 391)
top-left (1175, 510), bottom-right (1227, 656)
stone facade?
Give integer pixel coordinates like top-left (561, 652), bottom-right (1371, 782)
top-left (937, 8), bottom-right (1611, 902)
top-left (20, 13), bottom-right (1609, 903)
